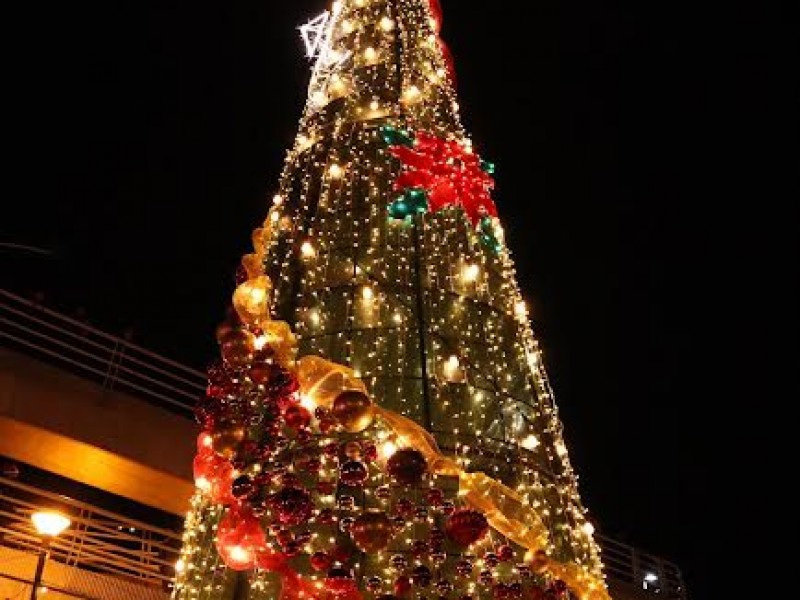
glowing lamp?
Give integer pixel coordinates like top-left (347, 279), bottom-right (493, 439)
top-left (31, 511), bottom-right (71, 538)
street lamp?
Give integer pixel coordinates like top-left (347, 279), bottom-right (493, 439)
top-left (29, 510), bottom-right (71, 600)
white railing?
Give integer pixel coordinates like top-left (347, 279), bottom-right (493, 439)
top-left (0, 289), bottom-right (206, 418)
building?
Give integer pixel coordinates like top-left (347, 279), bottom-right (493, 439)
top-left (0, 289), bottom-right (685, 600)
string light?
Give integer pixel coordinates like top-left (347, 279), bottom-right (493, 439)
top-left (300, 241), bottom-right (316, 259)
top-left (173, 1), bottom-right (608, 598)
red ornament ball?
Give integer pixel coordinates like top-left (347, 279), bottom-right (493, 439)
top-left (394, 497), bottom-right (414, 516)
top-left (283, 405), bottom-right (311, 430)
top-left (310, 551), bottom-right (332, 572)
top-left (387, 449), bottom-right (428, 484)
top-left (339, 460), bottom-right (369, 487)
top-left (497, 544), bottom-right (514, 562)
top-left (445, 509), bottom-right (489, 547)
top-left (425, 488), bottom-right (444, 506)
top-left (270, 487), bottom-right (312, 526)
top-left (351, 511), bottom-right (395, 552)
top-left (455, 559), bottom-right (473, 577)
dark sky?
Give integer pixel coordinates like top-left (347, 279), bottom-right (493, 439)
top-left (3, 2), bottom-right (793, 600)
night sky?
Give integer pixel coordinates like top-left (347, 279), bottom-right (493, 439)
top-left (3, 1), bottom-right (792, 600)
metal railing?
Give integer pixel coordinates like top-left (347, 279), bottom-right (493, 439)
top-left (598, 533), bottom-right (686, 599)
top-left (0, 289), bottom-right (206, 419)
top-left (0, 475), bottom-right (180, 598)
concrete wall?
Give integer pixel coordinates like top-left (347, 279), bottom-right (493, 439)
top-left (0, 348), bottom-right (195, 514)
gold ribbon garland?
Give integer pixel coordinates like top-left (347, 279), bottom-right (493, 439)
top-left (295, 355), bottom-right (611, 600)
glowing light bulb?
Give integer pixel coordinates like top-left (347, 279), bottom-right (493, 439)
top-left (582, 522), bottom-right (596, 536)
top-left (328, 163), bottom-right (344, 179)
top-left (297, 134), bottom-right (312, 149)
top-left (342, 19), bottom-right (354, 34)
top-left (329, 75), bottom-right (347, 96)
top-left (300, 394), bottom-right (318, 412)
top-left (555, 441), bottom-right (568, 457)
top-left (402, 85), bottom-right (422, 103)
top-left (270, 210), bottom-right (280, 223)
top-left (369, 100), bottom-right (380, 111)
top-left (443, 355), bottom-right (465, 383)
top-left (312, 90), bottom-right (327, 107)
top-left (195, 477), bottom-right (211, 492)
top-left (301, 241), bottom-right (316, 259)
top-left (463, 263), bottom-right (480, 282)
top-left (175, 559), bottom-right (185, 573)
top-left (363, 46), bottom-right (378, 63)
top-left (254, 335), bottom-right (268, 351)
top-left (229, 546), bottom-right (251, 564)
top-left (361, 286), bottom-right (374, 301)
top-left (380, 440), bottom-right (398, 460)
top-left (379, 16), bottom-right (395, 31)
top-left (521, 435), bottom-right (540, 450)
top-left (515, 300), bottom-right (528, 320)
top-left (272, 194), bottom-right (283, 205)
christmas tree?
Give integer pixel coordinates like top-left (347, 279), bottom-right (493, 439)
top-left (173, 1), bottom-right (609, 599)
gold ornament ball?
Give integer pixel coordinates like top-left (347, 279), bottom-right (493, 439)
top-left (220, 329), bottom-right (256, 368)
top-left (332, 390), bottom-right (374, 433)
top-left (350, 511), bottom-right (394, 553)
top-left (212, 424), bottom-right (247, 459)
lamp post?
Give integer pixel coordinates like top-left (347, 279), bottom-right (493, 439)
top-left (29, 511), bottom-right (71, 600)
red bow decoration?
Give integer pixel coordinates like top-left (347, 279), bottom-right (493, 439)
top-left (389, 131), bottom-right (497, 225)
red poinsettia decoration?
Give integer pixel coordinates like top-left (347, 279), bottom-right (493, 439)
top-left (389, 130), bottom-right (497, 225)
